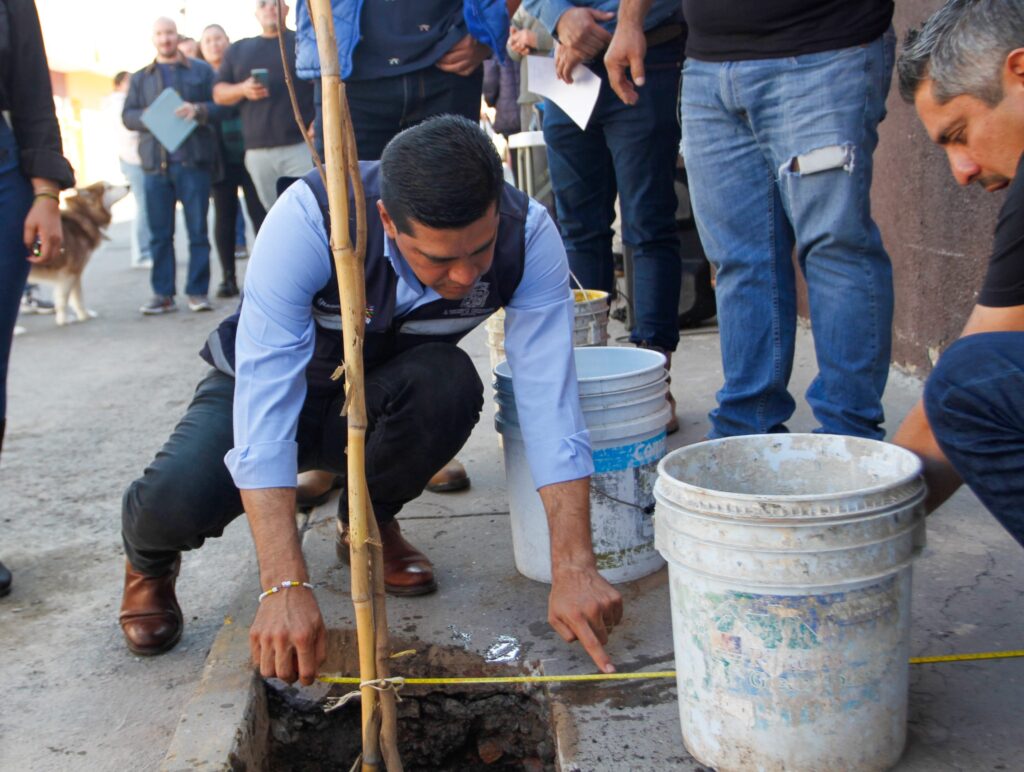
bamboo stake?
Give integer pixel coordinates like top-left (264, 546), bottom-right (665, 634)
top-left (306, 2), bottom-right (380, 769)
top-left (338, 108), bottom-right (401, 770)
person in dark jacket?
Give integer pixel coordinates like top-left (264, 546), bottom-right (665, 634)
top-left (124, 17), bottom-right (226, 315)
top-left (0, 0), bottom-right (76, 596)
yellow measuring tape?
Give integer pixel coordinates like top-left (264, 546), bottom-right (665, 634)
top-left (318, 649), bottom-right (1024, 686)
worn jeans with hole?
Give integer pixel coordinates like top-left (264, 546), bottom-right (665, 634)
top-left (144, 162), bottom-right (212, 298)
top-left (543, 39), bottom-right (683, 352)
top-left (924, 332), bottom-right (1024, 548)
top-left (682, 30), bottom-right (896, 439)
top-left (121, 343), bottom-right (484, 576)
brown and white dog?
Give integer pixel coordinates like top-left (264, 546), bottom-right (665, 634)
top-left (28, 181), bottom-right (130, 326)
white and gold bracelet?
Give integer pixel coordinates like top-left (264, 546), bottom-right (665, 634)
top-left (258, 580), bottom-right (314, 602)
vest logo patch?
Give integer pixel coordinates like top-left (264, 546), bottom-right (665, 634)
top-left (457, 282), bottom-right (490, 311)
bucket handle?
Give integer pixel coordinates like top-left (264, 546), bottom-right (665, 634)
top-left (569, 270), bottom-right (584, 294)
top-left (591, 482), bottom-right (655, 515)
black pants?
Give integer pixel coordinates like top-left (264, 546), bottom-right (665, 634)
top-left (312, 67), bottom-right (484, 160)
top-left (210, 163), bottom-right (266, 283)
top-left (122, 343), bottom-right (484, 576)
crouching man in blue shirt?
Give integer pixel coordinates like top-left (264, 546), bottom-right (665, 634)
top-left (117, 115), bottom-right (623, 684)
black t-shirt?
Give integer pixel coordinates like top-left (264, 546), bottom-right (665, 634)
top-left (215, 31), bottom-right (313, 150)
top-left (682, 0), bottom-right (894, 61)
top-left (979, 154), bottom-right (1024, 308)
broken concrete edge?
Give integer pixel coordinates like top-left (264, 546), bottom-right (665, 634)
top-left (160, 591), bottom-right (266, 772)
top-left (159, 516), bottom-right (318, 772)
top-left (158, 511), bottom-right (589, 771)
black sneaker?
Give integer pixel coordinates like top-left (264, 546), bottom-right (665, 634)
top-left (140, 296), bottom-right (178, 315)
top-left (0, 559), bottom-right (12, 597)
top-left (188, 295), bottom-right (214, 312)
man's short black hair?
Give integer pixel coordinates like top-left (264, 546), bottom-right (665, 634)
top-left (379, 114), bottom-right (504, 234)
top-left (114, 71), bottom-right (130, 88)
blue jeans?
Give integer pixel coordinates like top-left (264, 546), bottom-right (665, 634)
top-left (543, 40), bottom-right (683, 351)
top-left (682, 30), bottom-right (896, 439)
top-left (119, 159), bottom-right (151, 265)
top-left (924, 333), bottom-right (1024, 548)
top-left (313, 66), bottom-right (484, 161)
top-left (0, 127), bottom-right (33, 421)
top-left (144, 163), bottom-right (212, 298)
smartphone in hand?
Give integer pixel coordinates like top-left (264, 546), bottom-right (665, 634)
top-left (250, 68), bottom-right (269, 91)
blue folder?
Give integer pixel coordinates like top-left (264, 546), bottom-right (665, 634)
top-left (140, 88), bottom-right (197, 153)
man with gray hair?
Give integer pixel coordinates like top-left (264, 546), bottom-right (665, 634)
top-left (892, 0), bottom-right (1024, 547)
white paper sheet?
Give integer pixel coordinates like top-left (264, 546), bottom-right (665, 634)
top-left (526, 53), bottom-right (601, 131)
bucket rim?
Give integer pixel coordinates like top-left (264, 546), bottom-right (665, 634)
top-left (494, 345), bottom-right (667, 383)
top-left (656, 433), bottom-right (925, 507)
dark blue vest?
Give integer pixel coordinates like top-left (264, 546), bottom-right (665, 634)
top-left (201, 163), bottom-right (528, 397)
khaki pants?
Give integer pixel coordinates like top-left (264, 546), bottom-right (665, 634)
top-left (244, 142), bottom-right (312, 210)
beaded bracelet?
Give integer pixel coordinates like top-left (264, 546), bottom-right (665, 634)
top-left (258, 580), bottom-right (314, 602)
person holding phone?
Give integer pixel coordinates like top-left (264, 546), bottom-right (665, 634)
top-left (213, 0), bottom-right (314, 210)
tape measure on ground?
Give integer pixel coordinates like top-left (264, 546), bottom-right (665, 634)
top-left (317, 649), bottom-right (1024, 686)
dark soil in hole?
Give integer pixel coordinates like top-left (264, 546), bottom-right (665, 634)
top-left (266, 631), bottom-right (556, 771)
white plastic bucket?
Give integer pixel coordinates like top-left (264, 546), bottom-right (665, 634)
top-left (486, 289), bottom-right (610, 372)
top-left (494, 346), bottom-right (669, 584)
top-left (654, 434), bottom-right (926, 772)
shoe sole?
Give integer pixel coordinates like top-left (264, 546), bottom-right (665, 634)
top-left (425, 477), bottom-right (471, 493)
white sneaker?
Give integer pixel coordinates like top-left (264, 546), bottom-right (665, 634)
top-left (188, 295), bottom-right (213, 312)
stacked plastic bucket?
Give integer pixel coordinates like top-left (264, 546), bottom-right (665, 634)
top-left (494, 347), bottom-right (670, 583)
top-left (486, 289), bottom-right (610, 372)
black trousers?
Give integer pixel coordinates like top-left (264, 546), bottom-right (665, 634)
top-left (122, 343), bottom-right (484, 576)
top-left (210, 163), bottom-right (266, 283)
top-left (312, 67), bottom-right (483, 160)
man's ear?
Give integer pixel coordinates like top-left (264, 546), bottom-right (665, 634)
top-left (377, 200), bottom-right (398, 240)
top-left (1005, 48), bottom-right (1024, 87)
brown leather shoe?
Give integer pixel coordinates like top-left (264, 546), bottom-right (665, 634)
top-left (667, 390), bottom-right (679, 435)
top-left (336, 520), bottom-right (437, 596)
top-left (119, 558), bottom-right (183, 656)
top-left (425, 458), bottom-right (470, 493)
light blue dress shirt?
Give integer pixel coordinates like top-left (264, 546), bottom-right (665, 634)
top-left (225, 180), bottom-right (593, 492)
top-left (521, 0), bottom-right (680, 37)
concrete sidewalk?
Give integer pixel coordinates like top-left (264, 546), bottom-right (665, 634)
top-left (1, 214), bottom-right (1021, 770)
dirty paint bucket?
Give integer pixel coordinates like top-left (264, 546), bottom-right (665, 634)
top-left (654, 434), bottom-right (926, 772)
top-left (494, 346), bottom-right (669, 584)
top-left (485, 289), bottom-right (610, 372)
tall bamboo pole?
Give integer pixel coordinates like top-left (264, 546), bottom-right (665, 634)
top-left (306, 2), bottom-right (380, 768)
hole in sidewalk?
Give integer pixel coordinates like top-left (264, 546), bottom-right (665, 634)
top-left (266, 630), bottom-right (556, 771)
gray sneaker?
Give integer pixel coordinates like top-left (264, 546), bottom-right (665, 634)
top-left (188, 295), bottom-right (213, 312)
top-left (140, 295), bottom-right (177, 315)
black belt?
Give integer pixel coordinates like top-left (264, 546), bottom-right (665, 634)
top-left (645, 22), bottom-right (685, 48)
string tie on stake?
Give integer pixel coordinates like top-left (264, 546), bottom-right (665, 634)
top-left (323, 677), bottom-right (406, 713)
